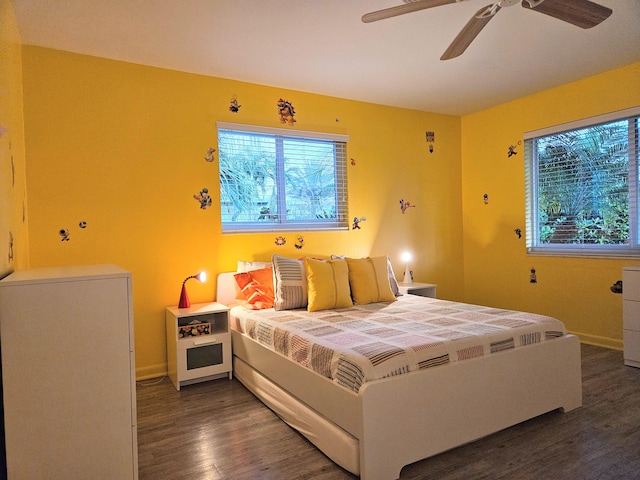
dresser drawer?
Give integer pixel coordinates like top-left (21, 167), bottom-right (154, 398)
top-left (623, 329), bottom-right (640, 365)
top-left (623, 267), bottom-right (640, 301)
top-left (623, 300), bottom-right (640, 331)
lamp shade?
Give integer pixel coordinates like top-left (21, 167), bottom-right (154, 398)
top-left (401, 252), bottom-right (412, 284)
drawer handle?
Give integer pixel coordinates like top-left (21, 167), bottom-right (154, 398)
top-left (193, 338), bottom-right (217, 346)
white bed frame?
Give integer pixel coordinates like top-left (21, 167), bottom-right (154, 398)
top-left (217, 272), bottom-right (582, 480)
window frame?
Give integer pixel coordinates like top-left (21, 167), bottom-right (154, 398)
top-left (524, 106), bottom-right (640, 258)
top-left (217, 122), bottom-right (349, 234)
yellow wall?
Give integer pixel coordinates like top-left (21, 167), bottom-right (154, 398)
top-left (0, 0), bottom-right (29, 276)
top-left (461, 63), bottom-right (640, 349)
top-left (20, 46), bottom-right (463, 378)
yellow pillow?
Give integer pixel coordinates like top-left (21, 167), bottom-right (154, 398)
top-left (304, 258), bottom-right (352, 312)
top-left (345, 256), bottom-right (397, 305)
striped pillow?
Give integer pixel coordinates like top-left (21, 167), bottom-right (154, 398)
top-left (272, 254), bottom-right (308, 310)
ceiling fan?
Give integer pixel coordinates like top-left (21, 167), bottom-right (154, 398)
top-left (362, 0), bottom-right (613, 60)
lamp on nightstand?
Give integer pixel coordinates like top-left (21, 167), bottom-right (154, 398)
top-left (178, 271), bottom-right (207, 308)
top-left (401, 251), bottom-right (413, 284)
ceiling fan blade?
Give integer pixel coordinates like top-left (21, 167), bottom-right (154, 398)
top-left (362, 0), bottom-right (458, 23)
top-left (522, 0), bottom-right (612, 28)
top-left (440, 4), bottom-right (500, 60)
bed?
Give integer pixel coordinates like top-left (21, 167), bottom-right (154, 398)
top-left (216, 256), bottom-right (582, 480)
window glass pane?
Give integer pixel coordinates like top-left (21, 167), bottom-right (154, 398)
top-left (534, 121), bottom-right (629, 245)
top-left (283, 138), bottom-right (338, 222)
top-left (219, 131), bottom-right (277, 224)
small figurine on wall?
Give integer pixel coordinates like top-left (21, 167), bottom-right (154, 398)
top-left (352, 216), bottom-right (367, 229)
top-left (400, 199), bottom-right (416, 214)
top-left (530, 267), bottom-right (537, 284)
top-left (514, 228), bottom-right (522, 239)
top-left (351, 158), bottom-right (357, 166)
top-left (275, 236), bottom-right (286, 246)
top-left (484, 194), bottom-right (489, 205)
top-left (294, 235), bottom-right (304, 249)
top-left (59, 228), bottom-right (70, 242)
top-left (277, 98), bottom-right (296, 125)
top-left (193, 188), bottom-right (212, 210)
top-left (204, 147), bottom-right (216, 162)
top-left (426, 131), bottom-right (435, 153)
top-left (229, 98), bottom-right (241, 113)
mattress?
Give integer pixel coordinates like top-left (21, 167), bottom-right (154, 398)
top-left (230, 294), bottom-right (567, 393)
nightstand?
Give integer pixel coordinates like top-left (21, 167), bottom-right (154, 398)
top-left (166, 302), bottom-right (232, 390)
top-left (397, 282), bottom-right (437, 298)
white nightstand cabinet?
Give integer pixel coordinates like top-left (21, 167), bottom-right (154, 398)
top-left (0, 265), bottom-right (138, 480)
top-left (166, 302), bottom-right (232, 390)
top-left (398, 282), bottom-right (437, 298)
top-left (623, 266), bottom-right (640, 368)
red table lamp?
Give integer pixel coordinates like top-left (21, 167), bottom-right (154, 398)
top-left (178, 271), bottom-right (207, 308)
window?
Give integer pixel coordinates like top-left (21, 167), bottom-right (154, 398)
top-left (217, 122), bottom-right (349, 233)
top-left (525, 107), bottom-right (640, 257)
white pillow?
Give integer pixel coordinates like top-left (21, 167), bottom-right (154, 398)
top-left (237, 260), bottom-right (272, 273)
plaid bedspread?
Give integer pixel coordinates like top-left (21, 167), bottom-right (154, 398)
top-left (230, 295), bottom-right (567, 393)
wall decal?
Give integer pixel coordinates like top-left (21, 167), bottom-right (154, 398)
top-left (277, 99), bottom-right (296, 125)
top-left (229, 98), bottom-right (241, 113)
top-left (529, 267), bottom-right (537, 284)
top-left (275, 236), bottom-right (286, 246)
top-left (204, 147), bottom-right (216, 162)
top-left (508, 140), bottom-right (521, 158)
top-left (352, 216), bottom-right (366, 229)
top-left (514, 228), bottom-right (522, 239)
top-left (193, 188), bottom-right (212, 210)
top-left (59, 229), bottom-right (70, 242)
top-left (426, 131), bottom-right (435, 153)
top-left (483, 194), bottom-right (489, 204)
top-left (294, 236), bottom-right (304, 249)
top-left (351, 158), bottom-right (356, 166)
top-left (79, 221), bottom-right (87, 229)
top-left (400, 199), bottom-right (415, 214)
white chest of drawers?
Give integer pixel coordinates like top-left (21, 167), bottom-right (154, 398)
top-left (623, 266), bottom-right (640, 368)
top-left (0, 265), bottom-right (138, 479)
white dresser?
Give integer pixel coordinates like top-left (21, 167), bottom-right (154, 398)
top-left (0, 265), bottom-right (138, 479)
top-left (623, 266), bottom-right (640, 368)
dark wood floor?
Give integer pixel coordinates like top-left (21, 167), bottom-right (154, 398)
top-left (136, 344), bottom-right (640, 480)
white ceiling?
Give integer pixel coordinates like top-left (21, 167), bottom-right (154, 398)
top-left (11, 0), bottom-right (640, 116)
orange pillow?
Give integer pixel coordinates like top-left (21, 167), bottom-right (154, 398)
top-left (233, 266), bottom-right (274, 310)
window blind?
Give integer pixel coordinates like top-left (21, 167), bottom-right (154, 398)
top-left (217, 122), bottom-right (349, 233)
top-left (524, 107), bottom-right (640, 256)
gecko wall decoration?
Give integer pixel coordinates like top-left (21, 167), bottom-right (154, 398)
top-left (400, 199), bottom-right (416, 214)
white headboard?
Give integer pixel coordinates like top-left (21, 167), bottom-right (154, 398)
top-left (216, 272), bottom-right (239, 306)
